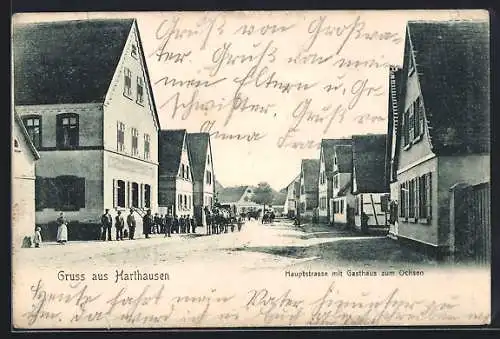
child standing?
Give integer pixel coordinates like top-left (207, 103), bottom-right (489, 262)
top-left (34, 227), bottom-right (42, 248)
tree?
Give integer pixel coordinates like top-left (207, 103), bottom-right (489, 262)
top-left (251, 182), bottom-right (274, 216)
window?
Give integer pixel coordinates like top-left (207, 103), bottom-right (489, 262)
top-left (22, 115), bottom-right (41, 149)
top-left (340, 200), bottom-right (344, 214)
top-left (181, 164), bottom-right (185, 178)
top-left (136, 76), bottom-right (144, 105)
top-left (56, 114), bottom-right (79, 149)
top-left (188, 195), bottom-right (191, 209)
top-left (131, 44), bottom-right (138, 58)
top-left (178, 194), bottom-right (182, 208)
top-left (207, 154), bottom-right (211, 165)
top-left (144, 184), bottom-right (151, 209)
top-left (36, 175), bottom-right (85, 211)
top-left (399, 173), bottom-right (432, 222)
top-left (186, 165), bottom-right (190, 180)
top-left (144, 134), bottom-right (150, 159)
top-left (115, 180), bottom-right (126, 208)
top-left (355, 196), bottom-right (359, 215)
top-left (117, 122), bottom-right (125, 152)
top-left (131, 128), bottom-right (139, 156)
top-left (131, 182), bottom-right (139, 208)
top-left (206, 171), bottom-right (212, 184)
top-left (403, 96), bottom-right (425, 148)
top-left (334, 175), bottom-right (339, 189)
top-left (124, 68), bottom-right (132, 97)
top-left (183, 195), bottom-right (187, 209)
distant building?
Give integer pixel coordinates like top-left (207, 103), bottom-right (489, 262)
top-left (351, 134), bottom-right (389, 230)
top-left (218, 186), bottom-right (260, 215)
top-left (283, 175), bottom-right (300, 218)
top-left (388, 21), bottom-right (490, 261)
top-left (330, 145), bottom-right (354, 225)
top-left (13, 19), bottom-right (160, 239)
top-left (187, 133), bottom-right (215, 226)
top-left (12, 112), bottom-right (40, 247)
top-left (158, 130), bottom-right (194, 218)
top-left (318, 139), bottom-right (351, 223)
top-left (299, 159), bottom-right (320, 218)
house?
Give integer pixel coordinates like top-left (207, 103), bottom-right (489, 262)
top-left (389, 21), bottom-right (490, 260)
top-left (218, 186), bottom-right (260, 215)
top-left (13, 19), bottom-right (160, 240)
top-left (331, 145), bottom-right (355, 225)
top-left (386, 65), bottom-right (403, 238)
top-left (318, 139), bottom-right (351, 223)
top-left (299, 159), bottom-right (320, 218)
top-left (12, 112), bottom-right (40, 247)
top-left (351, 134), bottom-right (389, 231)
top-left (158, 130), bottom-right (194, 218)
top-left (271, 191), bottom-right (287, 217)
top-left (187, 133), bottom-right (215, 226)
top-left (283, 175), bottom-right (300, 218)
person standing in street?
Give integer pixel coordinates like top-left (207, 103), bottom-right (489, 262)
top-left (164, 212), bottom-right (172, 237)
top-left (127, 209), bottom-right (136, 240)
top-left (115, 210), bottom-right (125, 241)
top-left (154, 213), bottom-right (161, 234)
top-left (143, 209), bottom-right (153, 238)
top-left (56, 212), bottom-right (68, 244)
top-left (191, 215), bottom-right (196, 234)
top-left (101, 209), bottom-right (113, 241)
top-left (34, 226), bottom-right (42, 248)
top-left (172, 214), bottom-right (179, 234)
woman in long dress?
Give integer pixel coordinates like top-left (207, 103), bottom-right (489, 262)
top-left (56, 212), bottom-right (68, 244)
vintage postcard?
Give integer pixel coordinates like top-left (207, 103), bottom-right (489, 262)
top-left (11, 10), bottom-right (491, 329)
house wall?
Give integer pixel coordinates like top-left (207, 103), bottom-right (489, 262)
top-left (193, 142), bottom-right (215, 225)
top-left (16, 103), bottom-right (104, 149)
top-left (12, 120), bottom-right (37, 248)
top-left (437, 154), bottom-right (490, 248)
top-left (318, 154), bottom-right (328, 220)
top-left (103, 22), bottom-right (158, 165)
top-left (354, 193), bottom-right (387, 230)
top-left (34, 150), bottom-right (103, 224)
top-left (103, 151), bottom-right (158, 228)
top-left (332, 194), bottom-right (355, 224)
top-left (396, 157), bottom-right (439, 246)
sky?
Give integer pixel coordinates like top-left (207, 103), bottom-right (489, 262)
top-left (14, 10), bottom-right (487, 190)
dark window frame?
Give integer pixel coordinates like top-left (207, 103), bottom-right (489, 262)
top-left (124, 67), bottom-right (132, 98)
top-left (22, 115), bottom-right (42, 149)
top-left (56, 113), bottom-right (79, 149)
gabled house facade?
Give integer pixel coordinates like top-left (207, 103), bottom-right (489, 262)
top-left (218, 185), bottom-right (260, 215)
top-left (331, 145), bottom-right (354, 225)
top-left (299, 159), bottom-right (320, 218)
top-left (283, 175), bottom-right (300, 218)
top-left (318, 139), bottom-right (351, 223)
top-left (187, 133), bottom-right (215, 226)
top-left (158, 130), bottom-right (194, 218)
top-left (12, 112), bottom-right (40, 247)
top-left (13, 19), bottom-right (160, 239)
top-left (351, 134), bottom-right (389, 231)
top-left (390, 21), bottom-right (490, 259)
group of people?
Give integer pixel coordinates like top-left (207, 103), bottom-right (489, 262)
top-left (100, 208), bottom-right (198, 241)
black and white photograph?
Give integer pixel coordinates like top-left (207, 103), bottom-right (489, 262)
top-left (11, 10), bottom-right (491, 328)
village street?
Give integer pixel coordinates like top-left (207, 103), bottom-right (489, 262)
top-left (15, 218), bottom-right (438, 273)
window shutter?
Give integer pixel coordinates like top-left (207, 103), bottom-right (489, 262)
top-left (112, 179), bottom-right (117, 208)
top-left (418, 98), bottom-right (425, 137)
top-left (415, 177), bottom-right (419, 220)
top-left (405, 182), bottom-right (409, 219)
top-left (140, 184), bottom-right (144, 208)
top-left (426, 173), bottom-right (432, 220)
top-left (127, 181), bottom-right (130, 208)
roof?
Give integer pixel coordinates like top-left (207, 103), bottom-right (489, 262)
top-left (186, 133), bottom-right (210, 182)
top-left (405, 20), bottom-right (490, 155)
top-left (285, 174), bottom-right (300, 190)
top-left (337, 181), bottom-right (352, 197)
top-left (218, 186), bottom-right (250, 203)
top-left (214, 180), bottom-right (224, 192)
top-left (321, 139), bottom-right (351, 174)
top-left (334, 144), bottom-right (353, 173)
top-left (301, 159), bottom-right (320, 192)
top-left (386, 66), bottom-right (402, 184)
top-left (158, 129), bottom-right (188, 177)
top-left (14, 111), bottom-right (40, 160)
top-left (352, 134), bottom-right (387, 193)
top-left (13, 19), bottom-right (134, 105)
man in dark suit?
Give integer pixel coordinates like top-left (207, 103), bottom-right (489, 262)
top-left (101, 209), bottom-right (113, 241)
top-left (127, 209), bottom-right (136, 240)
top-left (143, 209), bottom-right (153, 239)
top-left (115, 210), bottom-right (124, 241)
